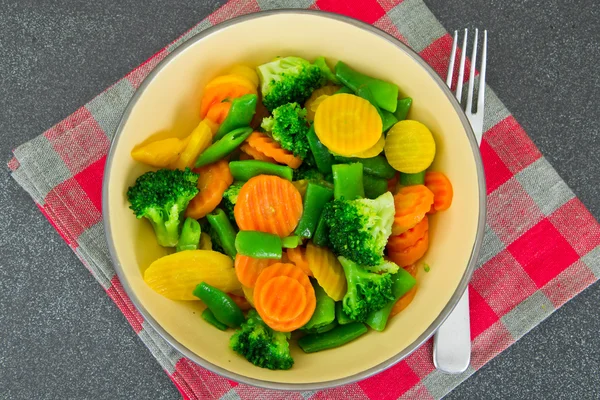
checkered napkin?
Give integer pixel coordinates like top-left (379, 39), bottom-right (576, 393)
top-left (8, 0), bottom-right (600, 398)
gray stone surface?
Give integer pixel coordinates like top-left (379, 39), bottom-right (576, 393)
top-left (1, 0), bottom-right (598, 399)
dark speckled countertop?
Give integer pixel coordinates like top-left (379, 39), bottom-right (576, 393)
top-left (1, 1), bottom-right (599, 398)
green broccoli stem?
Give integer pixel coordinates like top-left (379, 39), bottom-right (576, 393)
top-left (334, 61), bottom-right (399, 113)
top-left (298, 322), bottom-right (368, 353)
top-left (206, 208), bottom-right (238, 258)
top-left (365, 268), bottom-right (417, 332)
top-left (332, 163), bottom-right (364, 200)
top-left (176, 218), bottom-right (201, 252)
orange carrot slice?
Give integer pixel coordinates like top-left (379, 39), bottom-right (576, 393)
top-left (390, 265), bottom-right (418, 317)
top-left (314, 93), bottom-right (382, 156)
top-left (387, 216), bottom-right (429, 252)
top-left (227, 292), bottom-right (252, 311)
top-left (392, 185), bottom-right (434, 235)
top-left (387, 231), bottom-right (429, 267)
top-left (240, 143), bottom-right (278, 163)
top-left (238, 152), bottom-right (253, 161)
top-left (387, 173), bottom-right (399, 194)
top-left (253, 263), bottom-right (316, 332)
top-left (246, 132), bottom-right (303, 169)
top-left (286, 247), bottom-right (312, 277)
top-left (425, 171), bottom-right (454, 212)
top-left (234, 175), bottom-right (303, 237)
top-left (234, 254), bottom-right (277, 288)
top-left (205, 101), bottom-right (232, 127)
top-left (199, 83), bottom-right (255, 119)
top-left (186, 159), bottom-right (233, 219)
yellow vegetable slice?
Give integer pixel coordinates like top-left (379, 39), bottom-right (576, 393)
top-left (304, 85), bottom-right (340, 120)
top-left (314, 93), bottom-right (382, 156)
top-left (306, 242), bottom-right (347, 301)
top-left (170, 120), bottom-right (213, 170)
top-left (205, 74), bottom-right (257, 93)
top-left (144, 250), bottom-right (241, 300)
top-left (227, 65), bottom-right (259, 88)
top-left (384, 120), bottom-right (436, 173)
top-left (349, 134), bottom-right (385, 158)
top-left (242, 285), bottom-right (255, 307)
top-left (198, 232), bottom-right (212, 250)
top-left (131, 137), bottom-right (186, 167)
top-left (291, 179), bottom-right (309, 199)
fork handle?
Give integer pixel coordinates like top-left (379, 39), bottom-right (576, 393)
top-left (433, 288), bottom-right (471, 373)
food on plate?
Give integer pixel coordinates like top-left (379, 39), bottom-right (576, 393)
top-left (126, 56), bottom-right (454, 370)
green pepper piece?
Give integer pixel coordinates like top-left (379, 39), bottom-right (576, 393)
top-left (335, 86), bottom-right (354, 94)
top-left (201, 308), bottom-right (228, 331)
top-left (332, 163), bottom-right (364, 200)
top-left (334, 155), bottom-right (396, 179)
top-left (206, 208), bottom-right (238, 258)
top-left (215, 94), bottom-right (258, 140)
top-left (176, 218), bottom-right (201, 252)
top-left (229, 160), bottom-right (293, 181)
top-left (312, 216), bottom-right (329, 247)
top-left (302, 321), bottom-right (338, 334)
top-left (235, 230), bottom-right (282, 259)
top-left (193, 282), bottom-right (245, 328)
top-left (298, 322), bottom-right (368, 353)
top-left (365, 268), bottom-right (417, 331)
top-left (363, 174), bottom-right (389, 199)
top-left (394, 97), bottom-right (412, 121)
top-left (282, 235), bottom-right (302, 249)
top-left (381, 110), bottom-right (398, 132)
top-left (334, 61), bottom-right (399, 112)
top-left (313, 56), bottom-right (341, 85)
top-left (399, 171), bottom-right (426, 186)
top-left (295, 182), bottom-right (334, 239)
top-left (303, 282), bottom-right (336, 330)
top-left (306, 125), bottom-right (334, 175)
top-left (335, 302), bottom-right (354, 325)
top-left (195, 127), bottom-right (253, 168)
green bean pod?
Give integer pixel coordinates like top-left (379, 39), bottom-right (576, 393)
top-left (194, 127), bottom-right (253, 168)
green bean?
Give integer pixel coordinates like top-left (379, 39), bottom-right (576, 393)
top-left (229, 160), bottom-right (293, 181)
top-left (235, 230), bottom-right (282, 259)
top-left (201, 308), bottom-right (228, 331)
top-left (295, 182), bottom-right (334, 239)
top-left (193, 283), bottom-right (244, 328)
top-left (206, 208), bottom-right (237, 258)
top-left (298, 322), bottom-right (368, 353)
top-left (332, 163), bottom-right (364, 200)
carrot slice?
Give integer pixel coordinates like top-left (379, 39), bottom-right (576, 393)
top-left (286, 247), bottom-right (312, 277)
top-left (425, 171), bottom-right (454, 212)
top-left (205, 101), bottom-right (232, 127)
top-left (390, 265), bottom-right (418, 317)
top-left (387, 231), bottom-right (429, 267)
top-left (387, 173), bottom-right (399, 194)
top-left (387, 216), bottom-right (429, 252)
top-left (314, 93), bottom-right (382, 156)
top-left (305, 243), bottom-right (347, 301)
top-left (246, 132), bottom-right (303, 169)
top-left (234, 175), bottom-right (303, 237)
top-left (186, 159), bottom-right (234, 219)
top-left (234, 254), bottom-right (277, 288)
top-left (205, 74), bottom-right (256, 92)
top-left (253, 263), bottom-right (316, 332)
top-left (227, 292), bottom-right (252, 311)
top-left (241, 285), bottom-right (255, 307)
top-left (392, 185), bottom-right (434, 235)
top-left (199, 83), bottom-right (255, 119)
top-left (304, 85), bottom-right (340, 120)
top-left (238, 152), bottom-right (253, 161)
top-left (240, 143), bottom-right (278, 163)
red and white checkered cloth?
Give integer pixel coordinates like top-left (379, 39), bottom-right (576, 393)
top-left (8, 0), bottom-right (600, 399)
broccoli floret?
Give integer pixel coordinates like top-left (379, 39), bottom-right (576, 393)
top-left (322, 191), bottom-right (395, 266)
top-left (257, 56), bottom-right (323, 111)
top-left (261, 102), bottom-right (310, 159)
top-left (229, 310), bottom-right (294, 370)
top-left (365, 260), bottom-right (399, 274)
top-left (338, 256), bottom-right (395, 322)
top-left (127, 168), bottom-right (199, 247)
top-left (220, 181), bottom-right (244, 223)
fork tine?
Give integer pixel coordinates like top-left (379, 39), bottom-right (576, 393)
top-left (446, 30), bottom-right (458, 88)
top-left (477, 30), bottom-right (488, 114)
top-left (456, 29), bottom-right (468, 102)
top-left (466, 29), bottom-right (479, 113)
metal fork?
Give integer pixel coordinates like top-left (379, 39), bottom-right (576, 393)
top-left (433, 28), bottom-right (488, 374)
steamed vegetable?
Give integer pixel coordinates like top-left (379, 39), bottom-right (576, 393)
top-left (261, 102), bottom-right (310, 159)
top-left (176, 218), bottom-right (201, 252)
top-left (127, 168), bottom-right (199, 247)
